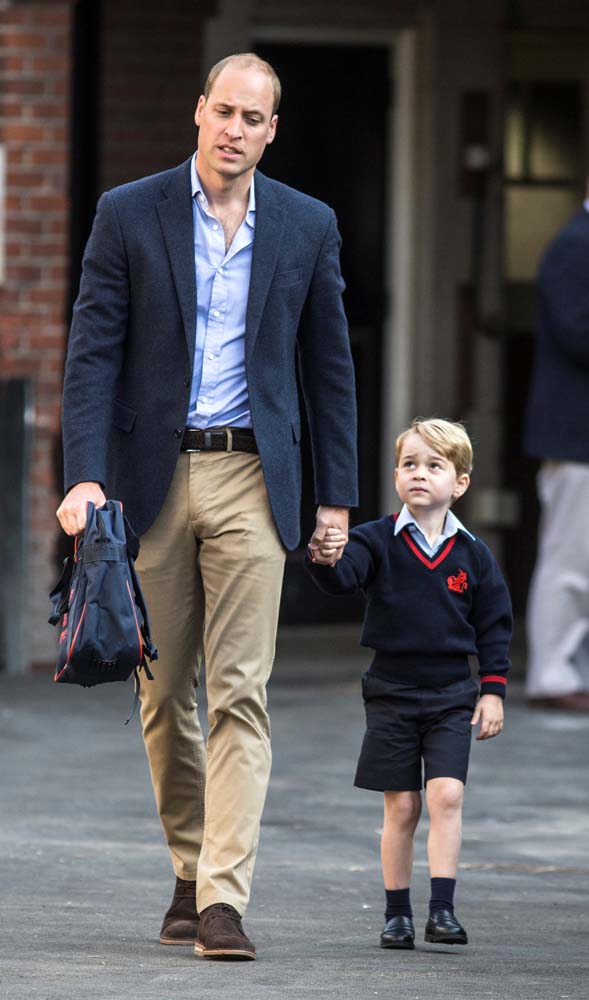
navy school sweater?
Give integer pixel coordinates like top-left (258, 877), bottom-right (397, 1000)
top-left (305, 515), bottom-right (512, 698)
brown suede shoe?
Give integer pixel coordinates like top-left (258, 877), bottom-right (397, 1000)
top-left (194, 903), bottom-right (256, 960)
top-left (159, 877), bottom-right (199, 945)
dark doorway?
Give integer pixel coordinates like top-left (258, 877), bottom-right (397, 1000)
top-left (0, 380), bottom-right (32, 673)
top-left (255, 42), bottom-right (390, 624)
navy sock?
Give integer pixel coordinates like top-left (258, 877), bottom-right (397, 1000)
top-left (429, 877), bottom-right (456, 916)
top-left (385, 887), bottom-right (412, 920)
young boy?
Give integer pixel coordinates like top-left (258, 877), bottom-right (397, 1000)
top-left (306, 418), bottom-right (511, 950)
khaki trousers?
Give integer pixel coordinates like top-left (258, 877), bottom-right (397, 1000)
top-left (136, 451), bottom-right (286, 915)
top-left (526, 461), bottom-right (589, 696)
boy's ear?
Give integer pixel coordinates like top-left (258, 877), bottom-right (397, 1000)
top-left (453, 473), bottom-right (470, 500)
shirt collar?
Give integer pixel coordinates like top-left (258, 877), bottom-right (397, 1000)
top-left (191, 153), bottom-right (256, 224)
top-left (394, 504), bottom-right (475, 541)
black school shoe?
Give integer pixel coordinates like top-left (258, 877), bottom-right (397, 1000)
top-left (380, 914), bottom-right (415, 949)
top-left (424, 909), bottom-right (468, 945)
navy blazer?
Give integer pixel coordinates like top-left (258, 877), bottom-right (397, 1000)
top-left (524, 209), bottom-right (589, 464)
top-left (62, 157), bottom-right (358, 548)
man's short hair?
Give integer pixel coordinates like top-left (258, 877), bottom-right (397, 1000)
top-left (204, 53), bottom-right (282, 116)
top-left (395, 418), bottom-right (473, 477)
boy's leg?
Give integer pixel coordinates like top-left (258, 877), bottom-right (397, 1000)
top-left (382, 790), bottom-right (422, 888)
top-left (353, 676), bottom-right (423, 949)
top-left (425, 777), bottom-right (463, 879)
top-left (421, 679), bottom-right (477, 945)
top-left (380, 791), bottom-right (421, 949)
top-left (423, 778), bottom-right (468, 944)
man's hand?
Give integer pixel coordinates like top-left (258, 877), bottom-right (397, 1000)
top-left (308, 506), bottom-right (349, 567)
top-left (471, 694), bottom-right (504, 741)
top-left (56, 482), bottom-right (106, 536)
top-left (308, 527), bottom-right (348, 565)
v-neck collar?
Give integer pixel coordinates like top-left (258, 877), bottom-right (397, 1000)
top-left (400, 527), bottom-right (457, 570)
top-left (391, 514), bottom-right (458, 570)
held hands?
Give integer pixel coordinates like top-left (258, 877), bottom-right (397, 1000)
top-left (56, 482), bottom-right (107, 536)
top-left (308, 506), bottom-right (349, 567)
top-left (471, 694), bottom-right (504, 741)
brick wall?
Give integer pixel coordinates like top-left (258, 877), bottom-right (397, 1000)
top-left (0, 0), bottom-right (73, 667)
top-left (100, 0), bottom-right (215, 190)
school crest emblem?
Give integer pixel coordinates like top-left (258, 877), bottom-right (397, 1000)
top-left (447, 568), bottom-right (468, 593)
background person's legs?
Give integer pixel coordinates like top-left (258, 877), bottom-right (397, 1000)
top-left (526, 462), bottom-right (589, 698)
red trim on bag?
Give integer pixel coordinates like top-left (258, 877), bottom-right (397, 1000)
top-left (126, 578), bottom-right (143, 664)
top-left (400, 529), bottom-right (457, 570)
top-left (480, 675), bottom-right (507, 685)
top-left (54, 602), bottom-right (87, 681)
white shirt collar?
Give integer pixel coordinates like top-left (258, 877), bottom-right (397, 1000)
top-left (394, 504), bottom-right (475, 542)
top-left (191, 153), bottom-right (256, 222)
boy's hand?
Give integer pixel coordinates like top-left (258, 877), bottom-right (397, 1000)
top-left (471, 694), bottom-right (504, 740)
top-left (308, 527), bottom-right (348, 566)
top-left (308, 506), bottom-right (349, 566)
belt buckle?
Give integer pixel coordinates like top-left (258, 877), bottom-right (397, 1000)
top-left (203, 429), bottom-right (233, 452)
top-left (183, 428), bottom-right (200, 453)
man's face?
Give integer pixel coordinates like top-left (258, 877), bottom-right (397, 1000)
top-left (195, 65), bottom-right (277, 181)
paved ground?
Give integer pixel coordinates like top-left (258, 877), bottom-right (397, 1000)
top-left (0, 649), bottom-right (588, 1000)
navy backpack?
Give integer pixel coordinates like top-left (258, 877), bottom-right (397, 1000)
top-left (49, 500), bottom-right (158, 720)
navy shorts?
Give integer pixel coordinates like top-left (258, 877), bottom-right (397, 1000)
top-left (354, 672), bottom-right (479, 792)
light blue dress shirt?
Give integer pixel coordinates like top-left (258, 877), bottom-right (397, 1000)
top-left (187, 155), bottom-right (255, 428)
top-left (394, 504), bottom-right (475, 558)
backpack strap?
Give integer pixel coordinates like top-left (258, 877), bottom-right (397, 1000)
top-left (127, 556), bottom-right (158, 663)
top-left (48, 556), bottom-right (75, 626)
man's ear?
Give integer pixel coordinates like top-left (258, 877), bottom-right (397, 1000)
top-left (266, 114), bottom-right (278, 145)
top-left (194, 95), bottom-right (206, 127)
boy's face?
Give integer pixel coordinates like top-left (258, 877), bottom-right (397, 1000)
top-left (394, 432), bottom-right (470, 515)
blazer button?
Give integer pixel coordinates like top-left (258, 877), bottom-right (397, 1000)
top-left (184, 377), bottom-right (190, 388)
top-left (174, 427), bottom-right (183, 439)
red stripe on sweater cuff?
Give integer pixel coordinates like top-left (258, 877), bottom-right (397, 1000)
top-left (480, 675), bottom-right (507, 685)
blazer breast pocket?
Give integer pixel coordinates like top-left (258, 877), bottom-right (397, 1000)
top-left (272, 267), bottom-right (302, 289)
top-left (112, 399), bottom-right (137, 433)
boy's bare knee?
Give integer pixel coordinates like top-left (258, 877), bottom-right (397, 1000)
top-left (384, 790), bottom-right (422, 829)
top-left (426, 778), bottom-right (464, 814)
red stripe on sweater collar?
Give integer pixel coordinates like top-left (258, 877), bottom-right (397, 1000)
top-left (394, 517), bottom-right (457, 570)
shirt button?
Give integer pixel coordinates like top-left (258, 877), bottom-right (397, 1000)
top-left (212, 224), bottom-right (219, 231)
top-left (219, 267), bottom-right (225, 274)
top-left (201, 396), bottom-right (207, 403)
top-left (174, 427), bottom-right (183, 439)
top-left (213, 309), bottom-right (220, 317)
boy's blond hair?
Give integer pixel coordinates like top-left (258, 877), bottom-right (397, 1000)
top-left (395, 418), bottom-right (473, 477)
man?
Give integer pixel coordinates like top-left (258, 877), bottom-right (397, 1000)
top-left (523, 187), bottom-right (589, 712)
top-left (57, 53), bottom-right (357, 959)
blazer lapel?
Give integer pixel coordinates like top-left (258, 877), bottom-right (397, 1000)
top-left (156, 157), bottom-right (197, 367)
top-left (245, 171), bottom-right (285, 361)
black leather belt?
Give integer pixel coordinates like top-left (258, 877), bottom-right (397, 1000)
top-left (180, 426), bottom-right (258, 455)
